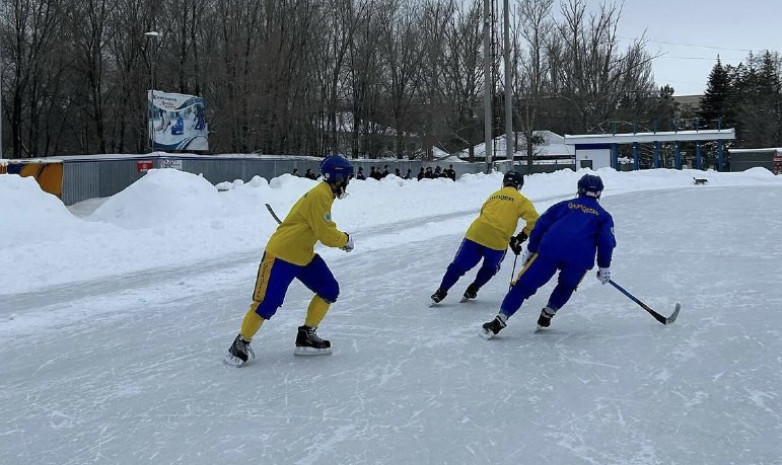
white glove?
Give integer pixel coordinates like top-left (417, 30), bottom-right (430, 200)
top-left (596, 267), bottom-right (611, 285)
top-left (521, 248), bottom-right (533, 265)
top-left (341, 233), bottom-right (354, 252)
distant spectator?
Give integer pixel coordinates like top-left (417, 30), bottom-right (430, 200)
top-left (446, 164), bottom-right (456, 181)
top-left (417, 167), bottom-right (425, 181)
top-left (394, 168), bottom-right (402, 177)
top-left (292, 168), bottom-right (300, 177)
top-left (356, 167), bottom-right (366, 180)
top-left (434, 166), bottom-right (442, 178)
top-left (369, 166), bottom-right (381, 180)
top-left (382, 165), bottom-right (390, 178)
top-left (304, 168), bottom-right (318, 180)
top-left (424, 166), bottom-right (434, 179)
top-left (404, 168), bottom-right (412, 180)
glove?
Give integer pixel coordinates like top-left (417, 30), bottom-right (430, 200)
top-left (508, 232), bottom-right (528, 256)
top-left (596, 267), bottom-right (611, 285)
top-left (341, 233), bottom-right (354, 252)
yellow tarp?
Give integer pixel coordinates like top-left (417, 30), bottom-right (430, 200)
top-left (0, 161), bottom-right (64, 197)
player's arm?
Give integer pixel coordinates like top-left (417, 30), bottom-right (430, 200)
top-left (517, 196), bottom-right (540, 237)
top-left (308, 193), bottom-right (349, 248)
top-left (596, 212), bottom-right (617, 268)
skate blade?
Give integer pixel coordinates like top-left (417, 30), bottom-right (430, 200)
top-left (294, 346), bottom-right (332, 356)
top-left (479, 329), bottom-right (495, 340)
top-left (223, 353), bottom-right (247, 367)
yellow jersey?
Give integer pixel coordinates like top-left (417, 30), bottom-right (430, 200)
top-left (265, 182), bottom-right (349, 266)
top-left (464, 186), bottom-right (539, 251)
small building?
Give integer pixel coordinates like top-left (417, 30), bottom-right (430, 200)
top-left (564, 129), bottom-right (736, 171)
top-left (729, 148), bottom-right (782, 172)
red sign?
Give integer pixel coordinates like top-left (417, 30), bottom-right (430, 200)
top-left (137, 160), bottom-right (154, 172)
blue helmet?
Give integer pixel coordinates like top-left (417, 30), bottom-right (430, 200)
top-left (577, 174), bottom-right (604, 198)
top-left (320, 155), bottom-right (354, 184)
top-left (503, 170), bottom-right (524, 189)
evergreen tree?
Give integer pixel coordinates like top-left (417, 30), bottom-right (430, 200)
top-left (700, 57), bottom-right (731, 128)
top-left (737, 51), bottom-right (782, 147)
top-left (650, 85), bottom-right (678, 131)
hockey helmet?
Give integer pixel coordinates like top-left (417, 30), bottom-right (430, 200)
top-left (577, 174), bottom-right (604, 198)
top-left (320, 155), bottom-right (354, 199)
top-left (503, 170), bottom-right (524, 190)
top-left (320, 155), bottom-right (354, 184)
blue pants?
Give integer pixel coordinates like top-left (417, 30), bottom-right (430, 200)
top-left (500, 253), bottom-right (587, 318)
top-left (439, 239), bottom-right (507, 292)
top-left (252, 253), bottom-right (339, 320)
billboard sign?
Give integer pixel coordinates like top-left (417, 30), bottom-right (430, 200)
top-left (148, 90), bottom-right (208, 151)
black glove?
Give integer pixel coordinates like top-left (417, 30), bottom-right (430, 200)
top-left (509, 232), bottom-right (528, 256)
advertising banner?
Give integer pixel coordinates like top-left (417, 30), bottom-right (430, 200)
top-left (148, 90), bottom-right (208, 151)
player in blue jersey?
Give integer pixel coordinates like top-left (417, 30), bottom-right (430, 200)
top-left (224, 155), bottom-right (355, 366)
top-left (430, 170), bottom-right (539, 304)
top-left (481, 173), bottom-right (616, 338)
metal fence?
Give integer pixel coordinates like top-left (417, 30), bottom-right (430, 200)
top-left (56, 154), bottom-right (571, 205)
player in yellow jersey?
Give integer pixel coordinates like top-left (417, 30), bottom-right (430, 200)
top-left (224, 155), bottom-right (354, 366)
top-left (431, 171), bottom-right (539, 305)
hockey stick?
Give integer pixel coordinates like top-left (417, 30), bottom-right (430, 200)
top-left (609, 279), bottom-right (680, 325)
top-left (265, 203), bottom-right (283, 225)
top-left (508, 254), bottom-right (518, 291)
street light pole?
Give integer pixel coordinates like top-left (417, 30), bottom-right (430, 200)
top-left (483, 0), bottom-right (492, 174)
top-left (1, 42), bottom-right (4, 160)
top-left (145, 31), bottom-right (160, 152)
top-left (503, 0), bottom-right (512, 163)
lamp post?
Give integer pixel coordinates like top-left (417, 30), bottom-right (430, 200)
top-left (503, 0), bottom-right (512, 163)
top-left (145, 31), bottom-right (161, 151)
top-left (482, 0), bottom-right (492, 174)
top-left (1, 42), bottom-right (4, 160)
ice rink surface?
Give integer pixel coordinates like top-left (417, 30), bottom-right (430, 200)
top-left (2, 174), bottom-right (781, 464)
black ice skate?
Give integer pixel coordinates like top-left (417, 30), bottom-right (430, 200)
top-left (480, 315), bottom-right (507, 340)
top-left (294, 325), bottom-right (332, 356)
top-left (537, 307), bottom-right (556, 329)
top-left (223, 334), bottom-right (256, 367)
top-left (460, 284), bottom-right (480, 302)
top-left (430, 288), bottom-right (447, 305)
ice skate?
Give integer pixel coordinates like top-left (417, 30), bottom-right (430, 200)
top-left (480, 315), bottom-right (507, 340)
top-left (430, 288), bottom-right (447, 305)
top-left (223, 334), bottom-right (255, 367)
top-left (294, 325), bottom-right (332, 356)
top-left (536, 307), bottom-right (556, 329)
top-left (460, 284), bottom-right (479, 303)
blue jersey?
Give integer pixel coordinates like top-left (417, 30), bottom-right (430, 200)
top-left (527, 195), bottom-right (616, 270)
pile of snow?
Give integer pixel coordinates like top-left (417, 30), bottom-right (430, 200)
top-left (0, 175), bottom-right (86, 243)
top-left (89, 169), bottom-right (225, 229)
top-left (0, 166), bottom-right (779, 296)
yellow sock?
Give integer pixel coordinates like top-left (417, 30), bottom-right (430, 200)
top-left (304, 296), bottom-right (330, 328)
top-left (239, 307), bottom-right (264, 341)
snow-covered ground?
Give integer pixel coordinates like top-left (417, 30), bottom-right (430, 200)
top-left (1, 167), bottom-right (781, 464)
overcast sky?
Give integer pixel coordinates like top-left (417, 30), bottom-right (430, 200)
top-left (611, 0), bottom-right (781, 96)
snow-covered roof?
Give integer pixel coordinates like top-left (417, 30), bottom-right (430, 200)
top-left (451, 130), bottom-right (574, 159)
top-left (564, 129), bottom-right (736, 145)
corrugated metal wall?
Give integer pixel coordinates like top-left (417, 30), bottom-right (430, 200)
top-left (58, 155), bottom-right (567, 206)
top-left (62, 159), bottom-right (151, 205)
top-left (730, 152), bottom-right (775, 172)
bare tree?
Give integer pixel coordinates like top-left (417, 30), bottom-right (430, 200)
top-left (440, 0), bottom-right (483, 160)
top-left (513, 0), bottom-right (554, 167)
top-left (551, 0), bottom-right (654, 132)
top-left (375, 0), bottom-right (426, 158)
